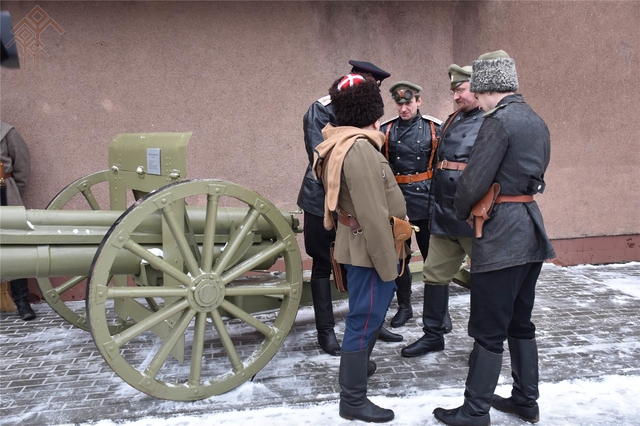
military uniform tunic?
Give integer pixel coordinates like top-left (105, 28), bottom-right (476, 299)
top-left (380, 113), bottom-right (440, 221)
top-left (431, 107), bottom-right (484, 237)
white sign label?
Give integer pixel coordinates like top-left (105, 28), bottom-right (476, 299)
top-left (147, 148), bottom-right (161, 175)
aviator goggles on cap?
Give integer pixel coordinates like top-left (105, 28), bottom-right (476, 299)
top-left (391, 89), bottom-right (416, 103)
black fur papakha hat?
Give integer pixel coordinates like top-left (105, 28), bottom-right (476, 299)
top-left (470, 50), bottom-right (519, 93)
top-left (329, 74), bottom-right (384, 128)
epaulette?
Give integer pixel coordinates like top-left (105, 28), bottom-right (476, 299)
top-left (422, 114), bottom-right (442, 125)
top-left (381, 116), bottom-right (399, 126)
top-left (483, 103), bottom-right (508, 118)
top-left (317, 95), bottom-right (332, 106)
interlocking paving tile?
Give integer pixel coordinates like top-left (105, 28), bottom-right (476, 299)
top-left (0, 263), bottom-right (638, 425)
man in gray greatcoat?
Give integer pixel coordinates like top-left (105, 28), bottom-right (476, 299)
top-left (1, 121), bottom-right (36, 320)
top-left (433, 50), bottom-right (555, 426)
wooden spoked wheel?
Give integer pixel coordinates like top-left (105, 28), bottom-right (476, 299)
top-left (86, 179), bottom-right (303, 400)
top-left (37, 171), bottom-right (113, 331)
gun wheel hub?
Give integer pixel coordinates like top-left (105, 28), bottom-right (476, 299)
top-left (189, 274), bottom-right (224, 311)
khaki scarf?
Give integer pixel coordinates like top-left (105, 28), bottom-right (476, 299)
top-left (312, 124), bottom-right (385, 230)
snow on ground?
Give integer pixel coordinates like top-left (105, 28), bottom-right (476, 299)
top-left (72, 374), bottom-right (640, 425)
top-left (66, 263), bottom-right (640, 426)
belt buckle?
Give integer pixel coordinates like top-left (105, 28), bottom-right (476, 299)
top-left (353, 229), bottom-right (363, 236)
top-left (408, 174), bottom-right (414, 184)
top-left (438, 160), bottom-right (448, 170)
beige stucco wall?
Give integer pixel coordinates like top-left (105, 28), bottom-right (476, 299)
top-left (1, 1), bottom-right (638, 251)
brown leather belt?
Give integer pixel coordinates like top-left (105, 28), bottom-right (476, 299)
top-left (436, 160), bottom-right (467, 171)
top-left (394, 170), bottom-right (432, 184)
top-left (495, 195), bottom-right (534, 203)
top-left (336, 208), bottom-right (363, 235)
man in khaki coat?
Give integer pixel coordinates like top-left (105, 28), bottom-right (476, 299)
top-left (313, 73), bottom-right (406, 423)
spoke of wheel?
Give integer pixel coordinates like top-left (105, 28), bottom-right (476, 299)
top-left (213, 206), bottom-right (260, 276)
top-left (52, 275), bottom-right (86, 295)
top-left (219, 299), bottom-right (274, 337)
top-left (188, 312), bottom-right (207, 386)
top-left (201, 193), bottom-right (220, 273)
top-left (81, 187), bottom-right (101, 210)
top-left (225, 283), bottom-right (291, 297)
top-left (111, 298), bottom-right (190, 348)
top-left (144, 306), bottom-right (196, 379)
top-left (160, 205), bottom-right (200, 277)
top-left (122, 239), bottom-right (192, 285)
top-left (107, 286), bottom-right (188, 299)
top-left (209, 308), bottom-right (243, 373)
top-left (220, 240), bottom-right (286, 284)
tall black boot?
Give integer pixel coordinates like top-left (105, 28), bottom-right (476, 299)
top-left (339, 348), bottom-right (394, 423)
top-left (401, 283), bottom-right (449, 357)
top-left (310, 278), bottom-right (341, 356)
top-left (390, 264), bottom-right (413, 328)
top-left (444, 305), bottom-right (453, 334)
top-left (378, 326), bottom-right (403, 342)
top-left (10, 279), bottom-right (36, 321)
top-left (492, 338), bottom-right (540, 423)
top-left (433, 342), bottom-right (502, 426)
top-left (366, 324), bottom-right (383, 378)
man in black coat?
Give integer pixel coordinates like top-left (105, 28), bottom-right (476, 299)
top-left (433, 50), bottom-right (556, 426)
top-left (296, 60), bottom-right (402, 356)
top-left (380, 81), bottom-right (441, 328)
top-left (401, 65), bottom-right (484, 357)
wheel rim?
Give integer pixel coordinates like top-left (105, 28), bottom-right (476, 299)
top-left (87, 179), bottom-right (302, 400)
top-left (37, 170), bottom-right (111, 331)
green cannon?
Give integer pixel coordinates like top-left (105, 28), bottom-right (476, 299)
top-left (0, 132), bottom-right (312, 401)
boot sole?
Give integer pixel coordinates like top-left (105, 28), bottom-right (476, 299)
top-left (339, 413), bottom-right (394, 423)
top-left (400, 347), bottom-right (444, 358)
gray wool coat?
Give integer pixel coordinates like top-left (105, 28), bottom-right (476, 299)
top-left (1, 122), bottom-right (31, 207)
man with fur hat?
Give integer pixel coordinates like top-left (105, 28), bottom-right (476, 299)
top-left (433, 51), bottom-right (555, 426)
top-left (313, 73), bottom-right (405, 423)
top-left (296, 60), bottom-right (401, 356)
top-left (401, 65), bottom-right (484, 358)
top-left (379, 82), bottom-right (441, 329)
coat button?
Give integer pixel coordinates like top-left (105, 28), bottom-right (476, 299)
top-left (462, 133), bottom-right (466, 137)
top-left (446, 133), bottom-right (451, 137)
top-left (417, 157), bottom-right (421, 160)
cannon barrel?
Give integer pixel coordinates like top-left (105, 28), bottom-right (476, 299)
top-left (0, 206), bottom-right (300, 280)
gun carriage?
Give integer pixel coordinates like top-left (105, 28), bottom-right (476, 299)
top-left (0, 132), bottom-right (314, 401)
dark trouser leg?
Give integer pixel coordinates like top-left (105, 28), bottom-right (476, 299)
top-left (492, 338), bottom-right (540, 423)
top-left (390, 256), bottom-right (413, 328)
top-left (304, 212), bottom-right (340, 355)
top-left (310, 278), bottom-right (341, 356)
top-left (400, 283), bottom-right (448, 357)
top-left (433, 342), bottom-right (502, 426)
top-left (339, 349), bottom-right (394, 423)
top-left (10, 278), bottom-right (35, 321)
top-left (490, 263), bottom-right (542, 423)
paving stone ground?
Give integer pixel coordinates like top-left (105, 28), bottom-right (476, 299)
top-left (1, 262), bottom-right (639, 425)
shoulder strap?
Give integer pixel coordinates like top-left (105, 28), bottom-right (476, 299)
top-left (429, 109), bottom-right (461, 172)
top-left (384, 120), bottom-right (394, 160)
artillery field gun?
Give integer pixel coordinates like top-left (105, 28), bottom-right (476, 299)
top-left (0, 133), bottom-right (313, 401)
